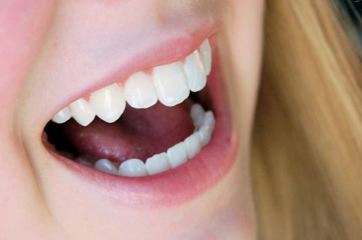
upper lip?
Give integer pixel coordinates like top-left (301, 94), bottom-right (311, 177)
top-left (48, 21), bottom-right (220, 123)
top-left (41, 20), bottom-right (238, 207)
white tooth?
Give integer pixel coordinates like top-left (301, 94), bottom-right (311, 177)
top-left (198, 126), bottom-right (213, 146)
top-left (52, 107), bottom-right (71, 124)
top-left (145, 153), bottom-right (170, 175)
top-left (152, 62), bottom-right (190, 107)
top-left (89, 83), bottom-right (126, 123)
top-left (69, 99), bottom-right (96, 126)
top-left (190, 104), bottom-right (205, 130)
top-left (119, 159), bottom-right (148, 177)
top-left (184, 133), bottom-right (202, 159)
top-left (183, 51), bottom-right (207, 92)
top-left (197, 111), bottom-right (215, 146)
top-left (125, 72), bottom-right (158, 109)
top-left (203, 111), bottom-right (216, 129)
top-left (167, 142), bottom-right (188, 168)
top-left (199, 39), bottom-right (212, 75)
top-left (94, 159), bottom-right (118, 175)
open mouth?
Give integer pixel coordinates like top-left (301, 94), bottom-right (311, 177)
top-left (43, 36), bottom-right (237, 205)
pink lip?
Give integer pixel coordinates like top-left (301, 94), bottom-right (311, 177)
top-left (51, 21), bottom-right (221, 113)
top-left (44, 21), bottom-right (238, 207)
top-left (47, 52), bottom-right (238, 207)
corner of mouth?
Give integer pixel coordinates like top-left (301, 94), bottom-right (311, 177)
top-left (42, 34), bottom-right (238, 207)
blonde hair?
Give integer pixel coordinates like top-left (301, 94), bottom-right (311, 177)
top-left (253, 0), bottom-right (362, 239)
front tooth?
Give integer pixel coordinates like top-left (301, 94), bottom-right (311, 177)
top-left (146, 153), bottom-right (170, 175)
top-left (52, 107), bottom-right (71, 124)
top-left (69, 99), bottom-right (96, 126)
top-left (183, 51), bottom-right (207, 92)
top-left (89, 83), bottom-right (126, 123)
top-left (152, 62), bottom-right (190, 107)
top-left (199, 39), bottom-right (212, 75)
top-left (190, 103), bottom-right (205, 130)
top-left (184, 133), bottom-right (202, 159)
top-left (167, 142), bottom-right (188, 168)
top-left (119, 159), bottom-right (148, 177)
top-left (94, 159), bottom-right (118, 175)
top-left (125, 72), bottom-right (158, 109)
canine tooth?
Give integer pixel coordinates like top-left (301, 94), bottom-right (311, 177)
top-left (184, 133), bottom-right (202, 159)
top-left (190, 104), bottom-right (205, 130)
top-left (125, 72), bottom-right (158, 109)
top-left (167, 142), bottom-right (188, 168)
top-left (152, 62), bottom-right (190, 107)
top-left (89, 83), bottom-right (126, 123)
top-left (199, 39), bottom-right (212, 75)
top-left (146, 153), bottom-right (170, 175)
top-left (94, 159), bottom-right (118, 175)
top-left (52, 107), bottom-right (71, 124)
top-left (183, 51), bottom-right (207, 92)
top-left (69, 99), bottom-right (96, 126)
top-left (119, 159), bottom-right (148, 177)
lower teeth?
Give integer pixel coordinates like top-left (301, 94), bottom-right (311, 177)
top-left (91, 103), bottom-right (215, 177)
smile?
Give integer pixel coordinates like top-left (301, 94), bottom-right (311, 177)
top-left (43, 34), bottom-right (238, 206)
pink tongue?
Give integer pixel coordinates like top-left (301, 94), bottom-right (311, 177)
top-left (61, 102), bottom-right (194, 163)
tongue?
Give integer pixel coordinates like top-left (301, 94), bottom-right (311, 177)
top-left (60, 101), bottom-right (194, 163)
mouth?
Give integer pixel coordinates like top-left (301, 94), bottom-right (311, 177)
top-left (43, 36), bottom-right (237, 206)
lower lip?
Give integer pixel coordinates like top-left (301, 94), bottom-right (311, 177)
top-left (47, 48), bottom-right (238, 208)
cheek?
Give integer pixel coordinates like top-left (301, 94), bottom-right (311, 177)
top-left (0, 0), bottom-right (54, 129)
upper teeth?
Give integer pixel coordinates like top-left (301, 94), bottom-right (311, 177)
top-left (51, 39), bottom-right (212, 126)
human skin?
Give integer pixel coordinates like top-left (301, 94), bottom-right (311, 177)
top-left (0, 1), bottom-right (263, 239)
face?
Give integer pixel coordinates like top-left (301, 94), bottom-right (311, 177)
top-left (0, 1), bottom-right (263, 239)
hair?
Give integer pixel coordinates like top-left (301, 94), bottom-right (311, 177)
top-left (252, 0), bottom-right (362, 239)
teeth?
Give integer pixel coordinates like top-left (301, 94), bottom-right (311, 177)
top-left (91, 104), bottom-right (215, 176)
top-left (52, 107), bottom-right (71, 124)
top-left (152, 62), bottom-right (190, 107)
top-left (145, 153), bottom-right (170, 175)
top-left (125, 72), bottom-right (158, 109)
top-left (119, 159), bottom-right (148, 177)
top-left (183, 51), bottom-right (207, 92)
top-left (198, 111), bottom-right (215, 146)
top-left (184, 133), bottom-right (202, 159)
top-left (94, 159), bottom-right (118, 175)
top-left (190, 103), bottom-right (205, 130)
top-left (51, 38), bottom-right (212, 126)
top-left (69, 99), bottom-right (96, 126)
top-left (89, 84), bottom-right (126, 123)
top-left (167, 142), bottom-right (188, 168)
top-left (199, 39), bottom-right (212, 75)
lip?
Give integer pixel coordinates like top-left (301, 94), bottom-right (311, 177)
top-left (43, 21), bottom-right (238, 207)
top-left (45, 51), bottom-right (238, 207)
top-left (49, 21), bottom-right (221, 118)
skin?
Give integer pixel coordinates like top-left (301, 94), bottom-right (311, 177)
top-left (0, 0), bottom-right (263, 239)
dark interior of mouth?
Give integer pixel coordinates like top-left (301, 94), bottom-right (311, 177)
top-left (44, 91), bottom-right (211, 166)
